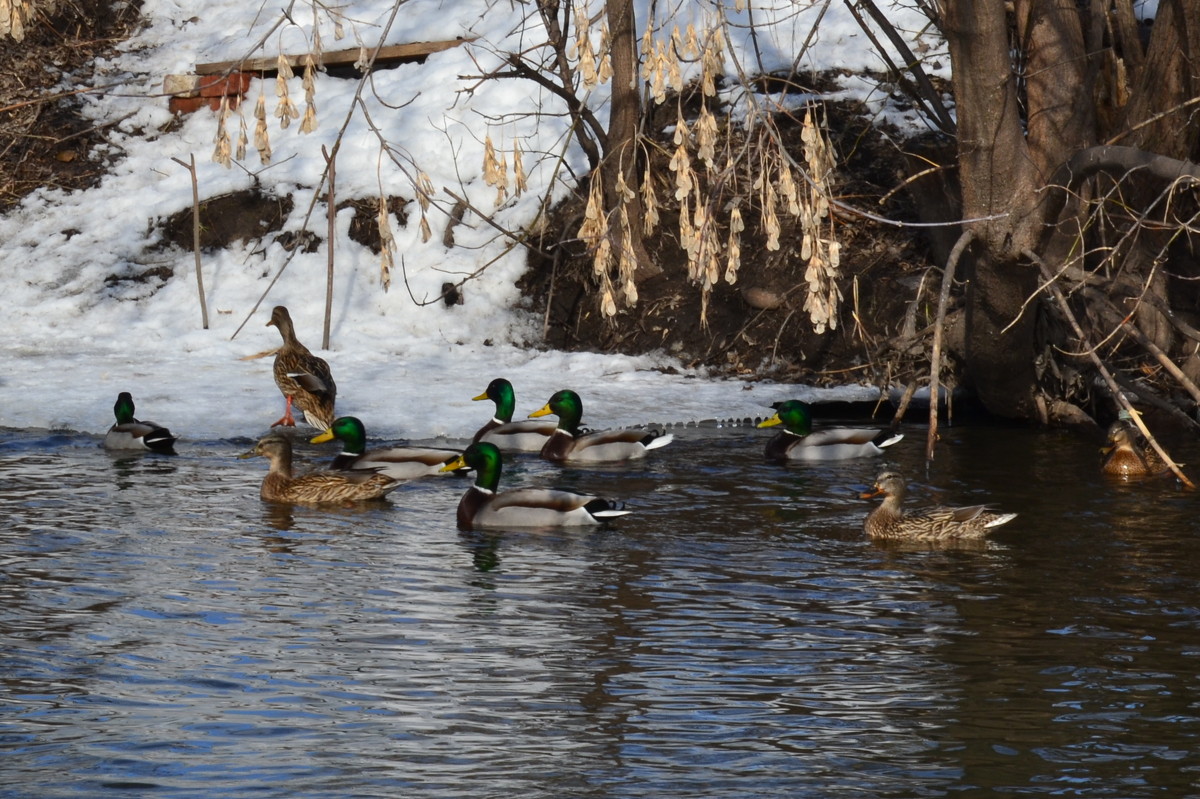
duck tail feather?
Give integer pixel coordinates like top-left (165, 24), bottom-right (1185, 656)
top-left (642, 431), bottom-right (674, 450)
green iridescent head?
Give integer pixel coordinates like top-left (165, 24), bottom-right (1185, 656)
top-left (113, 392), bottom-right (137, 424)
top-left (757, 400), bottom-right (813, 436)
top-left (473, 378), bottom-right (518, 422)
top-left (311, 416), bottom-right (368, 453)
top-left (455, 441), bottom-right (504, 491)
top-left (529, 389), bottom-right (583, 434)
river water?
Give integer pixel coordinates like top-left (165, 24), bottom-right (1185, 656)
top-left (2, 419), bottom-right (1199, 798)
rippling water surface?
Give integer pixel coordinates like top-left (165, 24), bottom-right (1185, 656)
top-left (2, 421), bottom-right (1199, 798)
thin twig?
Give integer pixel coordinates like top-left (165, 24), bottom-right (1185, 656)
top-left (1080, 287), bottom-right (1200, 407)
top-left (322, 145), bottom-right (335, 350)
top-left (927, 229), bottom-right (972, 461)
top-left (170, 155), bottom-right (209, 330)
top-left (1030, 250), bottom-right (1193, 488)
top-left (891, 379), bottom-right (919, 426)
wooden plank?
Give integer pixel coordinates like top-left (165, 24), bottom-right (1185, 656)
top-left (195, 38), bottom-right (473, 76)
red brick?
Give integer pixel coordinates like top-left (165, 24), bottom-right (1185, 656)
top-left (198, 72), bottom-right (253, 97)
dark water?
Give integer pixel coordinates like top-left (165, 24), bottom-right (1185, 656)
top-left (2, 421), bottom-right (1199, 798)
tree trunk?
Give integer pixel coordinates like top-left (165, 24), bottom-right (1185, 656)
top-left (1117, 0), bottom-right (1200, 161)
top-left (942, 0), bottom-right (1042, 418)
top-left (603, 0), bottom-right (658, 280)
top-left (1016, 0), bottom-right (1097, 178)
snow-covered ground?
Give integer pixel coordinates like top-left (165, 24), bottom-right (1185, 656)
top-left (0, 0), bottom-right (944, 441)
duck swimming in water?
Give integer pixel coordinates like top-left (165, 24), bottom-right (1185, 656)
top-left (1100, 419), bottom-right (1169, 478)
top-left (241, 432), bottom-right (399, 504)
top-left (471, 378), bottom-right (556, 453)
top-left (758, 400), bottom-right (902, 462)
top-left (103, 392), bottom-right (177, 454)
top-left (861, 470), bottom-right (1016, 541)
top-left (441, 442), bottom-right (631, 530)
top-left (529, 389), bottom-right (672, 464)
top-left (311, 416), bottom-right (464, 480)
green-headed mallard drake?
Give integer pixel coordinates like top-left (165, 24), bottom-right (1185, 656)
top-left (529, 389), bottom-right (673, 464)
top-left (861, 470), bottom-right (1017, 541)
top-left (471, 377), bottom-right (556, 452)
top-left (1101, 419), bottom-right (1169, 477)
top-left (757, 400), bottom-right (902, 462)
top-left (240, 432), bottom-right (399, 504)
top-left (267, 305), bottom-right (336, 431)
top-left (311, 416), bottom-right (464, 480)
top-left (103, 392), bottom-right (177, 454)
top-left (440, 442), bottom-right (631, 530)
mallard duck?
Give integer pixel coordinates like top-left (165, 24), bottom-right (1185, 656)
top-left (103, 392), bottom-right (177, 454)
top-left (861, 470), bottom-right (1017, 541)
top-left (440, 442), bottom-right (631, 530)
top-left (471, 377), bottom-right (556, 452)
top-left (311, 416), bottom-right (464, 480)
top-left (267, 305), bottom-right (336, 430)
top-left (1101, 419), bottom-right (1169, 477)
top-left (757, 400), bottom-right (902, 462)
top-left (240, 432), bottom-right (399, 504)
top-left (529, 389), bottom-right (673, 463)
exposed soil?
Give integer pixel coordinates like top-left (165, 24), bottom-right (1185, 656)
top-left (2, 6), bottom-right (950, 404)
top-left (519, 87), bottom-right (955, 396)
top-left (0, 0), bottom-right (142, 211)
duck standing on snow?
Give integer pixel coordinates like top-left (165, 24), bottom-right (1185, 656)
top-left (266, 305), bottom-right (336, 431)
top-left (1100, 419), bottom-right (1169, 478)
top-left (757, 399), bottom-right (902, 462)
top-left (440, 442), bottom-right (631, 530)
top-left (471, 377), bottom-right (557, 453)
top-left (861, 470), bottom-right (1017, 541)
top-left (240, 432), bottom-right (399, 504)
top-left (311, 416), bottom-right (464, 480)
top-left (529, 389), bottom-right (673, 464)
top-left (103, 392), bottom-right (177, 454)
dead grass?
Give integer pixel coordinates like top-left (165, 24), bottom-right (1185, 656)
top-left (0, 0), bottom-right (140, 211)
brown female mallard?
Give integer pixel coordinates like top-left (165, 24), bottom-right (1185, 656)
top-left (1101, 420), bottom-right (1169, 477)
top-left (861, 470), bottom-right (1017, 541)
top-left (240, 433), bottom-right (399, 504)
top-left (266, 305), bottom-right (336, 431)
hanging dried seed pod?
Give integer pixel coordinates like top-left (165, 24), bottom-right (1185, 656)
top-left (684, 23), bottom-right (700, 59)
top-left (513, 141), bottom-right (527, 196)
top-left (494, 149), bottom-right (509, 205)
top-left (211, 97), bottom-right (232, 168)
top-left (483, 135), bottom-right (500, 186)
top-left (253, 92), bottom-right (271, 164)
top-left (778, 161), bottom-right (800, 216)
top-left (640, 23), bottom-right (655, 82)
top-left (415, 171), bottom-right (434, 212)
top-left (763, 182), bottom-right (781, 251)
top-left (235, 104), bottom-right (248, 161)
top-left (617, 205), bottom-right (638, 305)
top-left (669, 143), bottom-right (693, 201)
top-left (695, 103), bottom-right (718, 167)
top-left (725, 206), bottom-right (744, 284)
top-left (700, 28), bottom-right (724, 97)
top-left (640, 165), bottom-right (660, 235)
top-left (597, 24), bottom-right (612, 84)
top-left (377, 196), bottom-right (395, 291)
top-left (302, 53), bottom-right (317, 103)
top-left (274, 54), bottom-right (299, 129)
